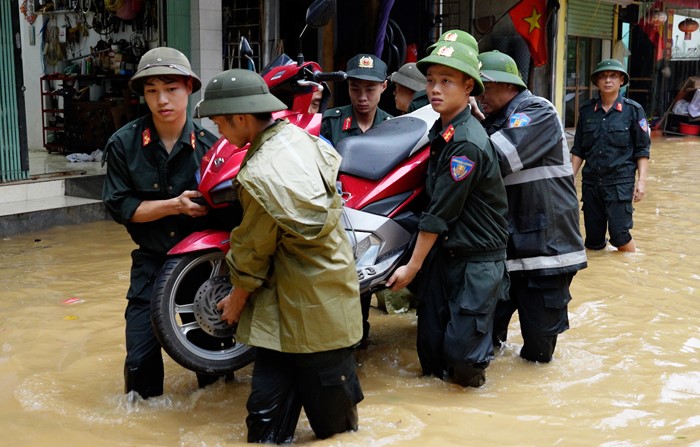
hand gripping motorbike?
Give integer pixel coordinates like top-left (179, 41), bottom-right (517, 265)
top-left (150, 85), bottom-right (438, 374)
top-left (149, 1), bottom-right (440, 376)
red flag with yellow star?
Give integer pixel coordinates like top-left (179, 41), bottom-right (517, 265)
top-left (509, 0), bottom-right (548, 66)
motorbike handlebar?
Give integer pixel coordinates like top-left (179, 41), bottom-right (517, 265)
top-left (313, 71), bottom-right (347, 82)
top-left (191, 196), bottom-right (209, 206)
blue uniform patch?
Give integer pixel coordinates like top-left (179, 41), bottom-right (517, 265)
top-left (639, 118), bottom-right (648, 133)
top-left (510, 113), bottom-right (531, 127)
top-left (451, 156), bottom-right (475, 181)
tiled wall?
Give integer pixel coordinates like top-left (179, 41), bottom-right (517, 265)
top-left (191, 0), bottom-right (224, 135)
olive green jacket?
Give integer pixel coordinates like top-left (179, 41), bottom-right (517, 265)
top-left (227, 120), bottom-right (362, 353)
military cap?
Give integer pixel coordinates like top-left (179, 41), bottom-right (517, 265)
top-left (427, 29), bottom-right (479, 53)
top-left (416, 41), bottom-right (484, 96)
top-left (129, 47), bottom-right (201, 94)
top-left (345, 54), bottom-right (388, 82)
top-left (591, 59), bottom-right (629, 87)
top-left (196, 69), bottom-right (287, 117)
top-left (478, 50), bottom-right (527, 88)
top-left (390, 63), bottom-right (427, 92)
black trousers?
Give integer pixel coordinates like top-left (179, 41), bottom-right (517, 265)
top-left (124, 298), bottom-right (227, 398)
top-left (246, 347), bottom-right (363, 443)
top-left (416, 254), bottom-right (507, 387)
top-left (493, 272), bottom-right (574, 363)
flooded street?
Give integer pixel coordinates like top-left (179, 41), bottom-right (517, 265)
top-left (1, 134), bottom-right (699, 446)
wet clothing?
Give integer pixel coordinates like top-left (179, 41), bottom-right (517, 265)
top-left (571, 94), bottom-right (650, 248)
top-left (483, 89), bottom-right (586, 362)
top-left (227, 119), bottom-right (363, 440)
top-left (493, 272), bottom-right (573, 363)
top-left (320, 104), bottom-right (392, 146)
top-left (247, 347), bottom-right (362, 443)
top-left (102, 114), bottom-right (219, 398)
top-left (407, 90), bottom-right (430, 113)
top-left (415, 106), bottom-right (509, 386)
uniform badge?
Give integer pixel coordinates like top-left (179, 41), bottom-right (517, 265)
top-left (358, 56), bottom-right (374, 69)
top-left (451, 156), bottom-right (475, 181)
top-left (437, 46), bottom-right (455, 58)
top-left (190, 131), bottom-right (196, 149)
top-left (442, 124), bottom-right (455, 142)
top-left (509, 113), bottom-right (531, 127)
top-left (343, 116), bottom-right (353, 131)
top-left (615, 102), bottom-right (623, 112)
top-left (142, 128), bottom-right (151, 146)
top-left (639, 118), bottom-right (648, 132)
top-left (444, 32), bottom-right (459, 42)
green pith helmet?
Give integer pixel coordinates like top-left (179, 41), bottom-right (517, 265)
top-left (390, 62), bottom-right (426, 92)
top-left (129, 47), bottom-right (201, 94)
top-left (591, 59), bottom-right (629, 87)
top-left (427, 29), bottom-right (479, 53)
top-left (196, 69), bottom-right (287, 117)
top-left (416, 41), bottom-right (484, 96)
top-left (477, 50), bottom-right (527, 89)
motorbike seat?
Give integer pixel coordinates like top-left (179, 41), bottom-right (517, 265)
top-left (335, 116), bottom-right (428, 181)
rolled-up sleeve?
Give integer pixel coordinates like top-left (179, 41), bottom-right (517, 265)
top-left (227, 187), bottom-right (279, 292)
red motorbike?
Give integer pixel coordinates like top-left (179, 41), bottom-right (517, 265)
top-left (150, 4), bottom-right (439, 376)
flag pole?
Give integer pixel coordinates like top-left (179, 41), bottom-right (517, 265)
top-left (476, 1), bottom-right (522, 43)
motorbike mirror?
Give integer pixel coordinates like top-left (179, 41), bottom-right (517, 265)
top-left (239, 37), bottom-right (253, 60)
top-left (305, 0), bottom-right (336, 28)
top-left (239, 36), bottom-right (256, 71)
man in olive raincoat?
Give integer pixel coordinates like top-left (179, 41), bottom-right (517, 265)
top-left (197, 69), bottom-right (364, 443)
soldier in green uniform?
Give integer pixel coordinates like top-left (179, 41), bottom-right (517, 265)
top-left (321, 53), bottom-right (393, 146)
top-left (321, 53), bottom-right (393, 346)
top-left (102, 47), bottom-right (222, 399)
top-left (198, 69), bottom-right (364, 443)
top-left (386, 39), bottom-right (509, 388)
top-left (408, 29), bottom-right (484, 119)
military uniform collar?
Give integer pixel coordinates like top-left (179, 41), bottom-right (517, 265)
top-left (594, 94), bottom-right (625, 113)
top-left (429, 105), bottom-right (475, 143)
top-left (141, 116), bottom-right (198, 152)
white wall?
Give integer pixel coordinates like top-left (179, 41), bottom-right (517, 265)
top-left (190, 0), bottom-right (223, 136)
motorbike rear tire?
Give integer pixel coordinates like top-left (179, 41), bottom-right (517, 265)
top-left (151, 251), bottom-right (255, 375)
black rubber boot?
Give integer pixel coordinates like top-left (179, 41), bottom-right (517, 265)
top-left (197, 372), bottom-right (235, 388)
top-left (451, 362), bottom-right (488, 388)
top-left (124, 364), bottom-right (164, 399)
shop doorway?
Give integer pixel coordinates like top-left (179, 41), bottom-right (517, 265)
top-left (564, 36), bottom-right (602, 128)
top-left (0, 0), bottom-right (28, 182)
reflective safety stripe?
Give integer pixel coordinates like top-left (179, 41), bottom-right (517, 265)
top-left (506, 250), bottom-right (587, 272)
top-left (491, 131), bottom-right (522, 172)
top-left (503, 164), bottom-right (574, 186)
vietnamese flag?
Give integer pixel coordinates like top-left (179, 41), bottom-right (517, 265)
top-left (509, 0), bottom-right (549, 66)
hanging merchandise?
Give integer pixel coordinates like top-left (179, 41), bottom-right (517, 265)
top-left (105, 0), bottom-right (145, 21)
top-left (20, 0), bottom-right (37, 25)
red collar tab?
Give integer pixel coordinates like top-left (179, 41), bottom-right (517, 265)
top-left (342, 116), bottom-right (353, 131)
top-left (142, 128), bottom-right (151, 147)
top-left (614, 101), bottom-right (623, 112)
top-left (190, 131), bottom-right (196, 150)
top-left (442, 124), bottom-right (455, 143)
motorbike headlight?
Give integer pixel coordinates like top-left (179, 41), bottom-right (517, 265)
top-left (352, 232), bottom-right (381, 269)
top-left (209, 180), bottom-right (238, 205)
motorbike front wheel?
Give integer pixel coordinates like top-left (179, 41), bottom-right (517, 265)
top-left (151, 251), bottom-right (255, 375)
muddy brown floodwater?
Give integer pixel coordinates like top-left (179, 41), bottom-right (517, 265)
top-left (1, 134), bottom-right (699, 446)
